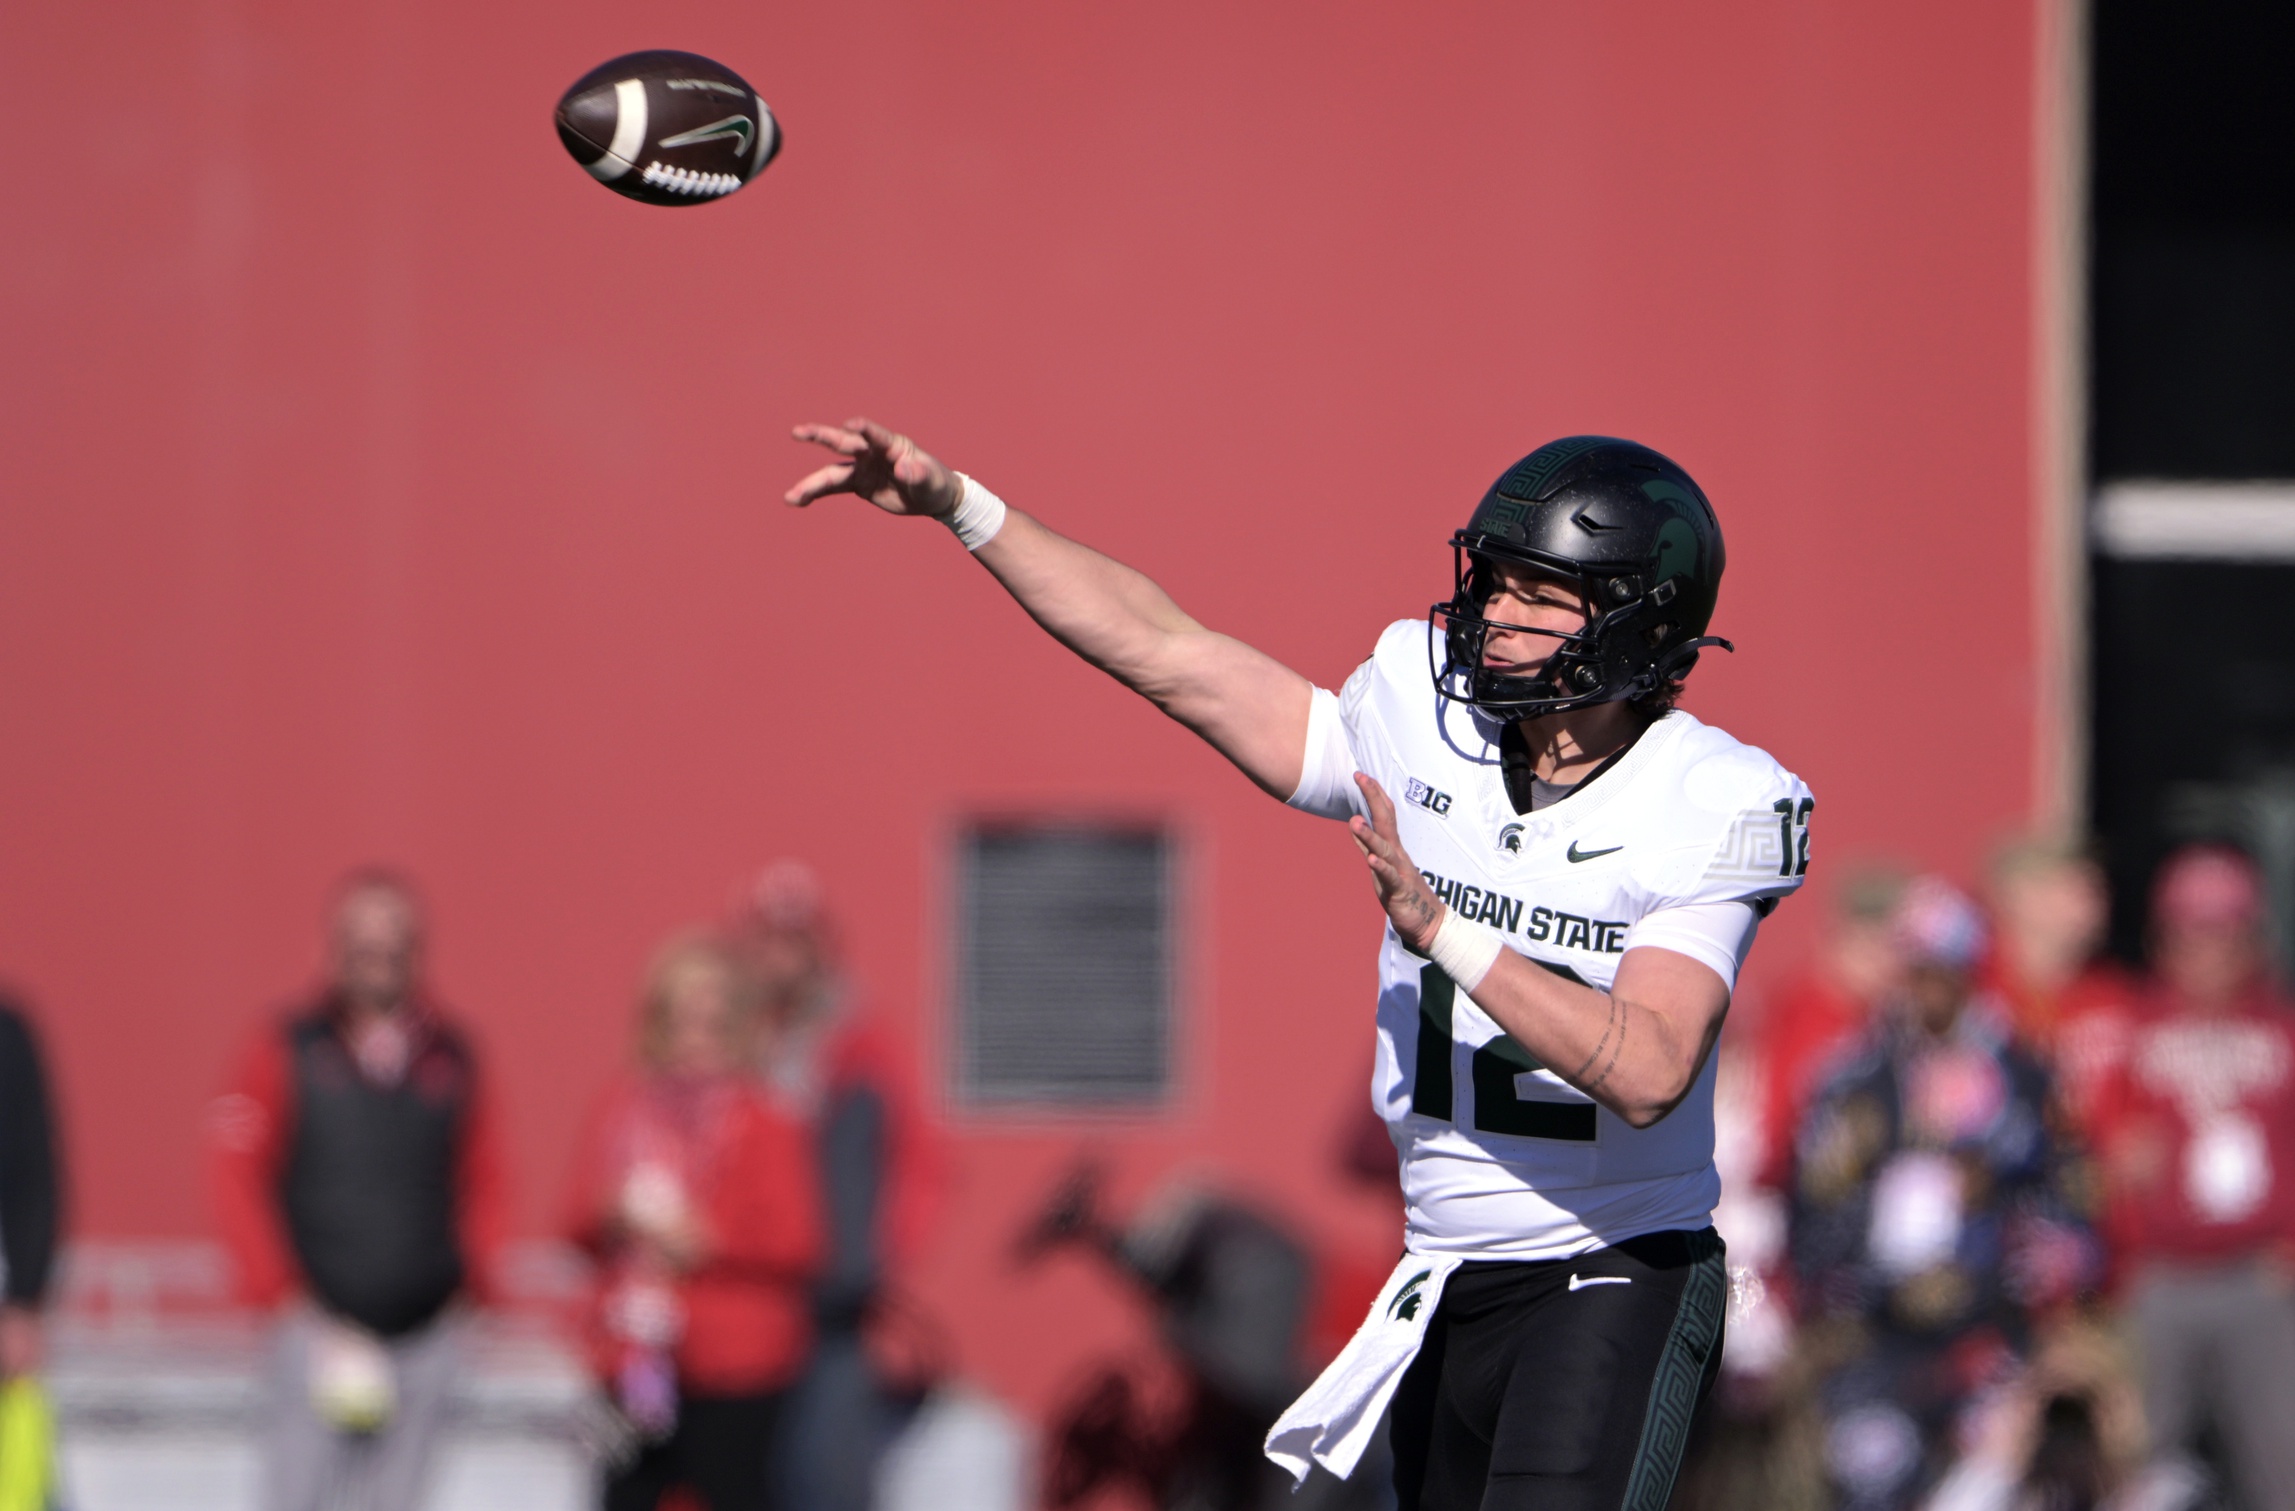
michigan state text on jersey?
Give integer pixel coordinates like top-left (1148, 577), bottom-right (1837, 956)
top-left (783, 423), bottom-right (1811, 1511)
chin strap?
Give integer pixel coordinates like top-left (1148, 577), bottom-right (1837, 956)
top-left (1652, 635), bottom-right (1733, 682)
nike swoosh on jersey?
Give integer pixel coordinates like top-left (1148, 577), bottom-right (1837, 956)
top-left (1567, 1274), bottom-right (1632, 1290)
top-left (1565, 841), bottom-right (1623, 863)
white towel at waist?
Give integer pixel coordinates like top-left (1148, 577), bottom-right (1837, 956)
top-left (1264, 1251), bottom-right (1463, 1485)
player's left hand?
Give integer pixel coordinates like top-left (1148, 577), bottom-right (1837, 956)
top-left (1351, 773), bottom-right (1445, 954)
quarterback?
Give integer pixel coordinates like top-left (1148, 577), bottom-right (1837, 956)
top-left (785, 421), bottom-right (1811, 1511)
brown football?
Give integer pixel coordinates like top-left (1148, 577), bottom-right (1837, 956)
top-left (555, 50), bottom-right (780, 206)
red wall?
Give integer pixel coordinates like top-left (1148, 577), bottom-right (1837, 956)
top-left (0, 0), bottom-right (2045, 1416)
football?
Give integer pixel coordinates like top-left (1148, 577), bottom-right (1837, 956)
top-left (555, 50), bottom-right (780, 206)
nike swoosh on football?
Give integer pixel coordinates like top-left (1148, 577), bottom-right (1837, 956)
top-left (1565, 841), bottom-right (1623, 863)
top-left (1567, 1274), bottom-right (1631, 1291)
top-left (660, 115), bottom-right (755, 153)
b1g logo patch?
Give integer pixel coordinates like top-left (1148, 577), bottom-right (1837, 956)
top-left (1405, 778), bottom-right (1453, 816)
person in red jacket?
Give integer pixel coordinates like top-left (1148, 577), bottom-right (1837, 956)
top-left (566, 931), bottom-right (823, 1511)
top-left (729, 862), bottom-right (940, 1511)
top-left (2094, 844), bottom-right (2295, 1511)
top-left (1979, 836), bottom-right (2141, 1136)
top-left (207, 869), bottom-right (511, 1511)
top-left (1752, 865), bottom-right (1910, 1193)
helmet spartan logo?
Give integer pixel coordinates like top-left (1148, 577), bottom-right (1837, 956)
top-left (1388, 1269), bottom-right (1433, 1323)
top-left (1499, 823), bottom-right (1525, 854)
top-left (660, 114), bottom-right (755, 155)
top-left (1640, 480), bottom-right (1706, 585)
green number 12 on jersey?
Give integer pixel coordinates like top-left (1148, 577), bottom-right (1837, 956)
top-left (1410, 962), bottom-right (1596, 1141)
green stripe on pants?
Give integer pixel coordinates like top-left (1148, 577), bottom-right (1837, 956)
top-left (1621, 1230), bottom-right (1727, 1511)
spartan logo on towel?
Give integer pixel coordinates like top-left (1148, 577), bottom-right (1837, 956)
top-left (1388, 1269), bottom-right (1433, 1323)
top-left (1420, 870), bottom-right (1629, 955)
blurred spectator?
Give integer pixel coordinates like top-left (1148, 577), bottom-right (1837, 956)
top-left (1016, 1163), bottom-right (1350, 1511)
top-left (0, 993), bottom-right (61, 1380)
top-left (2092, 845), bottom-right (2295, 1511)
top-left (565, 932), bottom-right (822, 1511)
top-left (1755, 866), bottom-right (1910, 1191)
top-left (1918, 1324), bottom-right (2198, 1511)
top-left (1981, 837), bottom-right (2141, 1133)
top-left (1790, 879), bottom-right (2096, 1511)
top-left (730, 862), bottom-right (938, 1511)
top-left (208, 870), bottom-right (510, 1511)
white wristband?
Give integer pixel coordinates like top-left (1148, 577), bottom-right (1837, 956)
top-left (1425, 907), bottom-right (1504, 993)
top-left (944, 473), bottom-right (1008, 552)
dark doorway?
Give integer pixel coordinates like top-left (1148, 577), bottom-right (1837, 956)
top-left (2088, 0), bottom-right (2295, 964)
top-left (2089, 560), bottom-right (2295, 965)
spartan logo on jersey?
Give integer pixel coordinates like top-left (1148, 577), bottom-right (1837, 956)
top-left (1498, 822), bottom-right (1525, 854)
top-left (1388, 1269), bottom-right (1433, 1322)
top-left (1404, 778), bottom-right (1453, 816)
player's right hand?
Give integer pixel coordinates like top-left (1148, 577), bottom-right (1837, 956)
top-left (1351, 772), bottom-right (1445, 955)
top-left (785, 418), bottom-right (963, 520)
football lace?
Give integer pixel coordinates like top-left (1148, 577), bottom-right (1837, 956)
top-left (639, 161), bottom-right (742, 197)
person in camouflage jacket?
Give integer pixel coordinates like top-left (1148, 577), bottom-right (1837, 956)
top-left (1790, 878), bottom-right (2098, 1511)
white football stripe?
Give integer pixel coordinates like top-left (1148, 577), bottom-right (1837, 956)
top-left (751, 94), bottom-right (776, 175)
top-left (586, 78), bottom-right (648, 182)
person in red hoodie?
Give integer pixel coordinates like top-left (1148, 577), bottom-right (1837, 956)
top-left (1979, 836), bottom-right (2141, 1136)
top-left (2095, 844), bottom-right (2295, 1511)
top-left (208, 869), bottom-right (511, 1511)
top-left (566, 931), bottom-right (823, 1511)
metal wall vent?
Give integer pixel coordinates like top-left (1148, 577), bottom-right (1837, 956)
top-left (954, 824), bottom-right (1173, 1108)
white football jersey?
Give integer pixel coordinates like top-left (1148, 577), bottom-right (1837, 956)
top-left (1290, 620), bottom-right (1813, 1259)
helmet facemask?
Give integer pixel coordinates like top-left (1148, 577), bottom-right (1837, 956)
top-left (1430, 540), bottom-right (1726, 722)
